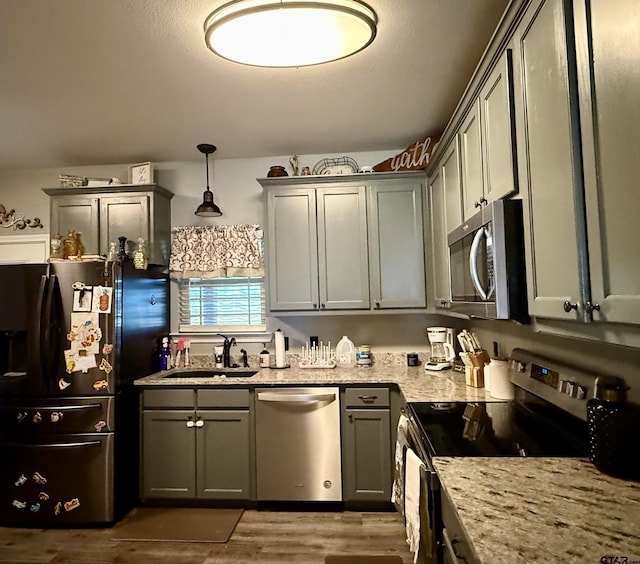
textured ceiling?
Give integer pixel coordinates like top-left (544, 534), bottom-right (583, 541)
top-left (0, 0), bottom-right (510, 170)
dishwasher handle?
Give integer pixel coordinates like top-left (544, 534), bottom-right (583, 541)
top-left (257, 391), bottom-right (337, 403)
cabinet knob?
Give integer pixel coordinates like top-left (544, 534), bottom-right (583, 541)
top-left (186, 419), bottom-right (195, 428)
top-left (585, 302), bottom-right (601, 313)
top-left (563, 301), bottom-right (578, 313)
top-left (195, 419), bottom-right (204, 428)
top-left (374, 300), bottom-right (380, 308)
top-left (312, 303), bottom-right (317, 309)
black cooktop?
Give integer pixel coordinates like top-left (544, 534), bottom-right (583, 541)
top-left (409, 390), bottom-right (588, 458)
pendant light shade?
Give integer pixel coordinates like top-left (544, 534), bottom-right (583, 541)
top-left (195, 143), bottom-right (223, 217)
top-left (204, 0), bottom-right (377, 68)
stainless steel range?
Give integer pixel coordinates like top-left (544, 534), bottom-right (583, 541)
top-left (401, 348), bottom-right (607, 564)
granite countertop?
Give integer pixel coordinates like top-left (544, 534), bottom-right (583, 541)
top-left (134, 357), bottom-right (494, 403)
top-left (433, 457), bottom-right (640, 564)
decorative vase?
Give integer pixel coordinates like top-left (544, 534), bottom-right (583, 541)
top-left (267, 165), bottom-right (288, 178)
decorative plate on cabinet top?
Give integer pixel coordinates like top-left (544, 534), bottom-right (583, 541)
top-left (312, 156), bottom-right (359, 175)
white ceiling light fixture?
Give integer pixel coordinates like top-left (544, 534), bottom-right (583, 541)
top-left (204, 0), bottom-right (377, 68)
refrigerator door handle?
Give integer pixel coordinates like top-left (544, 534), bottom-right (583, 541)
top-left (36, 274), bottom-right (49, 378)
top-left (42, 273), bottom-right (58, 381)
top-left (0, 440), bottom-right (102, 449)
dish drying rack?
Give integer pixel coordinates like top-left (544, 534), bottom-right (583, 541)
top-left (298, 340), bottom-right (336, 369)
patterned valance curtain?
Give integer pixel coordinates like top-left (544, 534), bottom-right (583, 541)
top-left (169, 224), bottom-right (264, 279)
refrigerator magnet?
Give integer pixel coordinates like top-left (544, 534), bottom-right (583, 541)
top-left (72, 286), bottom-right (93, 312)
top-left (99, 357), bottom-right (112, 374)
top-left (92, 286), bottom-right (112, 314)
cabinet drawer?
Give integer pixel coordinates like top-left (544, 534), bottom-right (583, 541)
top-left (344, 388), bottom-right (389, 408)
top-left (197, 389), bottom-right (250, 408)
top-left (142, 389), bottom-right (195, 408)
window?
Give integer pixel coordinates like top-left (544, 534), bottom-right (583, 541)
top-left (178, 276), bottom-right (266, 333)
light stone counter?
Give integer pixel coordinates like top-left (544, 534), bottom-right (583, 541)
top-left (134, 355), bottom-right (494, 403)
top-left (433, 457), bottom-right (640, 564)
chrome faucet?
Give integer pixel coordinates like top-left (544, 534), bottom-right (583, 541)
top-left (217, 334), bottom-right (236, 368)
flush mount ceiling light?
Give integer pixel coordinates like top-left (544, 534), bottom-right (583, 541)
top-left (204, 0), bottom-right (377, 68)
top-left (195, 143), bottom-right (223, 217)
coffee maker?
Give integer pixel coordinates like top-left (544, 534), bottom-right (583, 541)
top-left (425, 327), bottom-right (456, 371)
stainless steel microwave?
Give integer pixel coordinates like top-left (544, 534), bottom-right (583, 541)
top-left (447, 199), bottom-right (529, 323)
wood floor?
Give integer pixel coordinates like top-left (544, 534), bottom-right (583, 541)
top-left (0, 509), bottom-right (413, 564)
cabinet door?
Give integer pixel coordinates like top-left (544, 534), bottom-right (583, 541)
top-left (142, 409), bottom-right (196, 498)
top-left (514, 0), bottom-right (586, 320)
top-left (430, 140), bottom-right (462, 309)
top-left (266, 188), bottom-right (319, 311)
top-left (99, 194), bottom-right (150, 257)
top-left (342, 408), bottom-right (391, 503)
top-left (577, 0), bottom-right (640, 324)
top-left (429, 169), bottom-right (449, 308)
top-left (49, 196), bottom-right (99, 255)
top-left (480, 49), bottom-right (517, 204)
top-left (197, 410), bottom-right (251, 499)
top-left (459, 99), bottom-right (485, 220)
top-left (317, 186), bottom-right (370, 310)
top-left (368, 181), bottom-right (425, 308)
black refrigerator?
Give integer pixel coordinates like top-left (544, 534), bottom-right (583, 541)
top-left (0, 260), bottom-right (169, 526)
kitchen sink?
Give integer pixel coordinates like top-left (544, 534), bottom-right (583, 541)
top-left (163, 370), bottom-right (257, 378)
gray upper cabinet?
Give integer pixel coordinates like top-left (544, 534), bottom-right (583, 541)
top-left (459, 100), bottom-right (485, 220)
top-left (460, 50), bottom-right (517, 221)
top-left (573, 0), bottom-right (640, 325)
top-left (261, 172), bottom-right (427, 313)
top-left (44, 185), bottom-right (173, 265)
top-left (265, 183), bottom-right (369, 311)
top-left (513, 0), bottom-right (584, 321)
top-left (480, 50), bottom-right (518, 205)
top-left (429, 139), bottom-right (462, 309)
top-left (368, 179), bottom-right (426, 309)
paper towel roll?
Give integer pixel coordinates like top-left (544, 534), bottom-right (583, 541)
top-left (489, 359), bottom-right (514, 399)
top-left (484, 362), bottom-right (492, 392)
top-left (274, 329), bottom-right (286, 368)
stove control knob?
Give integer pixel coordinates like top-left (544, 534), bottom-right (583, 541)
top-left (575, 385), bottom-right (587, 399)
top-left (565, 381), bottom-right (576, 396)
top-left (558, 380), bottom-right (569, 393)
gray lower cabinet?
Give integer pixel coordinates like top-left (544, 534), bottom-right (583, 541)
top-left (43, 184), bottom-right (173, 265)
top-left (341, 387), bottom-right (392, 505)
top-left (141, 388), bottom-right (253, 501)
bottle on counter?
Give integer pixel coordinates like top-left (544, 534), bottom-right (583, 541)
top-left (159, 337), bottom-right (171, 371)
top-left (336, 335), bottom-right (356, 368)
top-left (259, 344), bottom-right (271, 368)
top-left (587, 380), bottom-right (640, 481)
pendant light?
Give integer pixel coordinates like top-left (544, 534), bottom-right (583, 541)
top-left (195, 143), bottom-right (223, 217)
top-left (203, 0), bottom-right (377, 68)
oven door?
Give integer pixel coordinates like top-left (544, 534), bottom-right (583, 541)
top-left (405, 412), bottom-right (441, 564)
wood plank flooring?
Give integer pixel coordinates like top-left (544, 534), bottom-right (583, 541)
top-left (0, 510), bottom-right (413, 564)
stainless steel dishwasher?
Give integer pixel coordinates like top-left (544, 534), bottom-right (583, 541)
top-left (255, 387), bottom-right (342, 502)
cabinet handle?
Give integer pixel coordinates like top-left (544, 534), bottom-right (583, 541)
top-left (195, 419), bottom-right (204, 428)
top-left (474, 200), bottom-right (482, 208)
top-left (312, 303), bottom-right (317, 309)
top-left (321, 303), bottom-right (326, 309)
top-left (585, 302), bottom-right (601, 313)
top-left (358, 395), bottom-right (378, 403)
top-left (186, 419), bottom-right (195, 428)
top-left (374, 300), bottom-right (380, 308)
top-left (563, 301), bottom-right (578, 313)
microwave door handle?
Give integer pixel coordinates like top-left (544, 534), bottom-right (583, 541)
top-left (469, 227), bottom-right (489, 300)
top-left (485, 228), bottom-right (496, 299)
